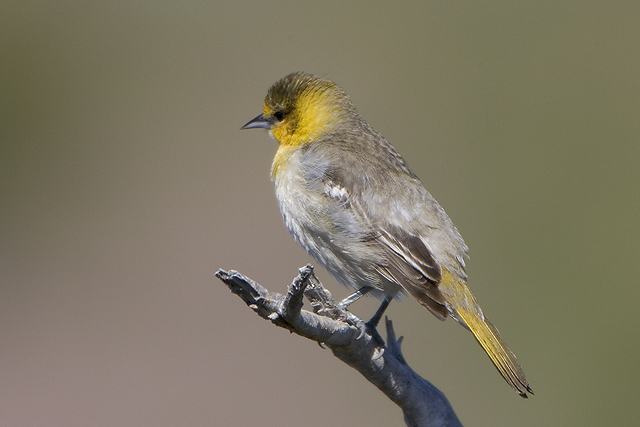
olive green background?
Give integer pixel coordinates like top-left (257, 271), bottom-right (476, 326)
top-left (2, 2), bottom-right (639, 426)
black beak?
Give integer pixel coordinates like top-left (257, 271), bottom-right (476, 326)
top-left (241, 114), bottom-right (273, 130)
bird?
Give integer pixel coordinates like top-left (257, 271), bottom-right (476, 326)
top-left (241, 72), bottom-right (532, 397)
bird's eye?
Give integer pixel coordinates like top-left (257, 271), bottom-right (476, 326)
top-left (273, 111), bottom-right (285, 121)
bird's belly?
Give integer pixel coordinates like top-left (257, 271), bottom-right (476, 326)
top-left (275, 181), bottom-right (403, 299)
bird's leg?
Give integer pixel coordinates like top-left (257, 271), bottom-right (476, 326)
top-left (366, 297), bottom-right (392, 329)
top-left (339, 286), bottom-right (373, 308)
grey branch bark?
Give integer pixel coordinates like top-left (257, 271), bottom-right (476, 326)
top-left (216, 265), bottom-right (463, 427)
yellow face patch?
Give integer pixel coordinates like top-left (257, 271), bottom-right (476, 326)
top-left (264, 84), bottom-right (343, 148)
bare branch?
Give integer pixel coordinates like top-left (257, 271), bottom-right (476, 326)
top-left (216, 265), bottom-right (463, 427)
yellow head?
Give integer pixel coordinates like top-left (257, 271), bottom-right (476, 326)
top-left (241, 72), bottom-right (356, 147)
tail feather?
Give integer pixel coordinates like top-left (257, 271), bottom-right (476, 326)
top-left (436, 269), bottom-right (533, 397)
top-left (455, 307), bottom-right (533, 397)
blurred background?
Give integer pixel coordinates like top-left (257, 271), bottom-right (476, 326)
top-left (2, 1), bottom-right (639, 426)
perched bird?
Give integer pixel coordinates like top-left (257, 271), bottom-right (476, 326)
top-left (242, 72), bottom-right (532, 397)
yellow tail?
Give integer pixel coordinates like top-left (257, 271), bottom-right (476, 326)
top-left (439, 270), bottom-right (533, 397)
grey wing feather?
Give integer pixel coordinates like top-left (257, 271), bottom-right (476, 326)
top-left (313, 129), bottom-right (467, 320)
top-left (319, 157), bottom-right (450, 319)
top-left (374, 227), bottom-right (449, 320)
